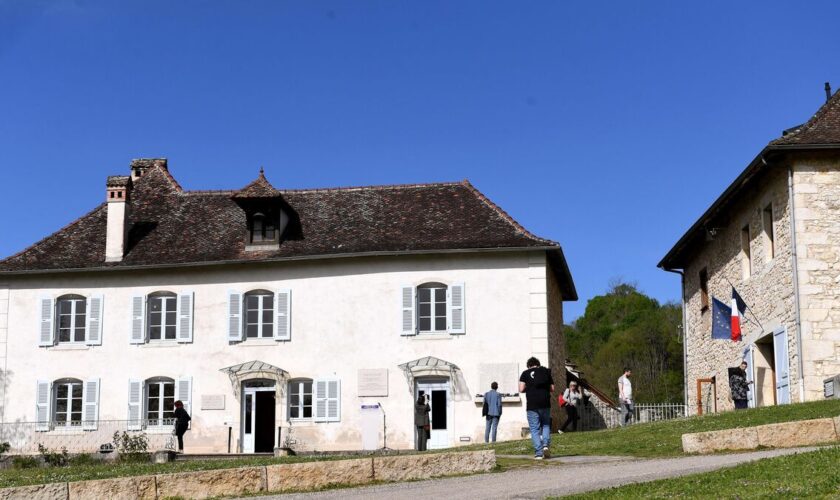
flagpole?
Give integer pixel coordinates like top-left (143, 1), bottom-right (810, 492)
top-left (724, 277), bottom-right (765, 334)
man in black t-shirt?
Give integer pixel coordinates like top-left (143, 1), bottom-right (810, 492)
top-left (519, 357), bottom-right (555, 459)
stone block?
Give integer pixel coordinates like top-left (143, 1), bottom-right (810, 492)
top-left (265, 458), bottom-right (373, 492)
top-left (0, 482), bottom-right (68, 500)
top-left (681, 427), bottom-right (759, 454)
top-left (68, 475), bottom-right (156, 500)
top-left (155, 466), bottom-right (265, 499)
top-left (756, 418), bottom-right (840, 448)
top-left (373, 450), bottom-right (496, 482)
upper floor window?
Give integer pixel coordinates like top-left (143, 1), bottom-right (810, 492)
top-left (249, 211), bottom-right (278, 244)
top-left (54, 378), bottom-right (83, 428)
top-left (145, 377), bottom-right (176, 426)
top-left (400, 282), bottom-right (465, 336)
top-left (57, 295), bottom-right (86, 343)
top-left (699, 268), bottom-right (709, 311)
top-left (762, 203), bottom-right (775, 261)
top-left (288, 379), bottom-right (313, 420)
top-left (40, 294), bottom-right (102, 347)
top-left (245, 290), bottom-right (274, 338)
top-left (148, 292), bottom-right (177, 341)
top-left (741, 224), bottom-right (752, 279)
top-left (131, 291), bottom-right (194, 344)
top-left (418, 283), bottom-right (447, 333)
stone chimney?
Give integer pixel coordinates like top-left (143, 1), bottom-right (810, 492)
top-left (130, 158), bottom-right (168, 181)
top-left (105, 175), bottom-right (132, 262)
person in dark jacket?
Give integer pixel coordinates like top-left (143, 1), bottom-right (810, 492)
top-left (729, 361), bottom-right (752, 410)
top-left (414, 394), bottom-right (431, 451)
top-left (173, 400), bottom-right (191, 452)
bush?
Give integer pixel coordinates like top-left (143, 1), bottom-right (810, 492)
top-left (0, 442), bottom-right (10, 455)
top-left (37, 444), bottom-right (69, 467)
top-left (68, 453), bottom-right (98, 466)
top-left (112, 431), bottom-right (149, 463)
top-left (11, 455), bottom-right (39, 469)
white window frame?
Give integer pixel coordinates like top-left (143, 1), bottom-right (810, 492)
top-left (144, 377), bottom-right (176, 428)
top-left (244, 290), bottom-right (274, 339)
top-left (416, 283), bottom-right (448, 334)
top-left (288, 379), bottom-right (314, 421)
top-left (147, 293), bottom-right (178, 342)
top-left (56, 296), bottom-right (87, 344)
top-left (53, 379), bottom-right (84, 429)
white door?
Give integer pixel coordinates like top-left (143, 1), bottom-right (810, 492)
top-left (745, 346), bottom-right (756, 408)
top-left (241, 386), bottom-right (275, 453)
top-left (416, 380), bottom-right (450, 449)
top-left (773, 328), bottom-right (791, 404)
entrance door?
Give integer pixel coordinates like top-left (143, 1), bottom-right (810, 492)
top-left (416, 379), bottom-right (450, 449)
top-left (242, 384), bottom-right (276, 453)
top-left (745, 346), bottom-right (756, 409)
top-left (773, 328), bottom-right (791, 405)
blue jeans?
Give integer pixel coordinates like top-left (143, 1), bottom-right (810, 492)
top-left (526, 408), bottom-right (551, 456)
top-left (484, 416), bottom-right (500, 443)
top-left (620, 401), bottom-right (634, 426)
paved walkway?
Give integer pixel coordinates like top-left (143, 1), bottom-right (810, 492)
top-left (246, 447), bottom-right (819, 499)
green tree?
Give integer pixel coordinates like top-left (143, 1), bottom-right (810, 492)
top-left (566, 282), bottom-right (683, 403)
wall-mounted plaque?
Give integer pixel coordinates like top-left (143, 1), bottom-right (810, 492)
top-left (358, 369), bottom-right (388, 397)
top-left (201, 394), bottom-right (226, 410)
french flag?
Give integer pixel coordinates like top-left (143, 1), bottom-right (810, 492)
top-left (731, 287), bottom-right (747, 341)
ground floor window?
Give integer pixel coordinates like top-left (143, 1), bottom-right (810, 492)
top-left (54, 379), bottom-right (83, 427)
top-left (146, 378), bottom-right (176, 426)
top-left (288, 379), bottom-right (313, 419)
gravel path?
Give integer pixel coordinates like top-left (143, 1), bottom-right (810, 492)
top-left (246, 447), bottom-right (819, 499)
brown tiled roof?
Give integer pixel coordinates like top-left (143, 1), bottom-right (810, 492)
top-left (771, 90), bottom-right (840, 145)
top-left (0, 165), bottom-right (576, 298)
top-left (232, 169), bottom-right (281, 199)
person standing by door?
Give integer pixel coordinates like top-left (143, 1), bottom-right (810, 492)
top-left (617, 368), bottom-right (634, 427)
top-left (414, 394), bottom-right (431, 451)
top-left (483, 381), bottom-right (503, 443)
top-left (729, 361), bottom-right (751, 410)
top-left (173, 400), bottom-right (191, 452)
top-left (519, 357), bottom-right (554, 459)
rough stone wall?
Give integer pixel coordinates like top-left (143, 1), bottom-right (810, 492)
top-left (683, 166), bottom-right (799, 412)
top-left (546, 261), bottom-right (567, 430)
top-left (792, 157), bottom-right (840, 398)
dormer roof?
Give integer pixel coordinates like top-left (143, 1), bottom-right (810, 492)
top-left (232, 169), bottom-right (282, 200)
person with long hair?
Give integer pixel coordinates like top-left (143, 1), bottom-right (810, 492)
top-left (414, 394), bottom-right (431, 451)
top-left (173, 400), bottom-right (191, 452)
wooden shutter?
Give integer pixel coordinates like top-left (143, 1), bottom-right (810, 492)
top-left (227, 291), bottom-right (243, 342)
top-left (35, 381), bottom-right (51, 431)
top-left (85, 295), bottom-right (104, 346)
top-left (314, 378), bottom-right (340, 422)
top-left (82, 379), bottom-right (100, 430)
top-left (130, 295), bottom-right (146, 344)
top-left (400, 286), bottom-right (416, 336)
top-left (448, 283), bottom-right (465, 334)
top-left (274, 289), bottom-right (291, 341)
top-left (176, 291), bottom-right (194, 343)
top-left (127, 379), bottom-right (143, 431)
top-left (38, 297), bottom-right (55, 346)
top-left (176, 377), bottom-right (193, 425)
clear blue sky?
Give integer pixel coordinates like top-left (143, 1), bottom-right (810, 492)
top-left (1, 1), bottom-right (839, 321)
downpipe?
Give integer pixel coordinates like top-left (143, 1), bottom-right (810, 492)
top-left (787, 166), bottom-right (806, 403)
top-left (663, 267), bottom-right (688, 410)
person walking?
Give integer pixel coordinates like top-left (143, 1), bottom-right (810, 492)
top-left (414, 394), bottom-right (431, 451)
top-left (173, 400), bottom-right (191, 452)
top-left (617, 368), bottom-right (634, 427)
top-left (519, 357), bottom-right (554, 459)
top-left (559, 381), bottom-right (590, 433)
top-left (483, 381), bottom-right (503, 443)
top-left (729, 361), bottom-right (752, 410)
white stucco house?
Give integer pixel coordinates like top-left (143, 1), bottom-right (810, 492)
top-left (0, 159), bottom-right (576, 454)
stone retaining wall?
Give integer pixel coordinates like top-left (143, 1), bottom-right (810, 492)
top-left (682, 416), bottom-right (840, 454)
top-left (0, 450), bottom-right (496, 500)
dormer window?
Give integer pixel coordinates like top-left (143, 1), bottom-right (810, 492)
top-left (250, 212), bottom-right (277, 243)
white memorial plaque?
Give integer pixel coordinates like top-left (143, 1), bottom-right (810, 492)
top-left (201, 394), bottom-right (226, 410)
top-left (479, 363), bottom-right (519, 395)
top-left (358, 369), bottom-right (388, 397)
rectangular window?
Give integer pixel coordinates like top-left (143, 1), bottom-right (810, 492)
top-left (288, 380), bottom-right (313, 419)
top-left (148, 295), bottom-right (177, 340)
top-left (763, 204), bottom-right (775, 261)
top-left (417, 286), bottom-right (447, 332)
top-left (54, 382), bottom-right (83, 427)
top-left (741, 224), bottom-right (751, 279)
top-left (57, 298), bottom-right (86, 343)
top-left (699, 268), bottom-right (709, 311)
top-left (146, 380), bottom-right (175, 425)
top-left (245, 293), bottom-right (274, 338)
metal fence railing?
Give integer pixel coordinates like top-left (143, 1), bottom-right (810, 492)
top-left (0, 420), bottom-right (177, 455)
top-left (575, 401), bottom-right (689, 430)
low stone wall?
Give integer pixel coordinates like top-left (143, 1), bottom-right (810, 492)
top-left (682, 416), bottom-right (840, 454)
top-left (0, 450), bottom-right (496, 500)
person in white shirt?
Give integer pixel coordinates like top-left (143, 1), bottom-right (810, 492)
top-left (559, 381), bottom-right (591, 433)
top-left (617, 367), bottom-right (634, 427)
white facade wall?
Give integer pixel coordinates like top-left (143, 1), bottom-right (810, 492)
top-left (1, 251), bottom-right (553, 453)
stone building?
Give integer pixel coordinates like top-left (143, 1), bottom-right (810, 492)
top-left (0, 159), bottom-right (576, 454)
top-left (659, 88), bottom-right (840, 412)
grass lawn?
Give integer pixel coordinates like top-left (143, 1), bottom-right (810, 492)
top-left (482, 398), bottom-right (840, 458)
top-left (560, 446), bottom-right (840, 499)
